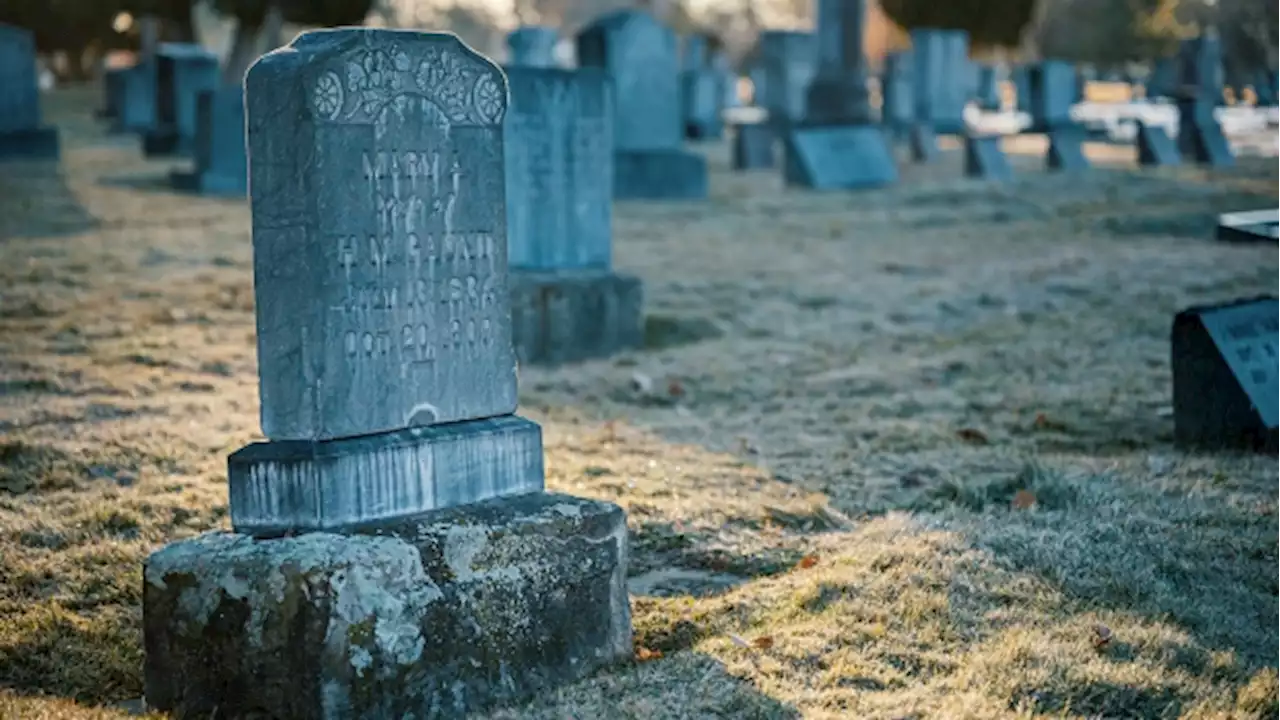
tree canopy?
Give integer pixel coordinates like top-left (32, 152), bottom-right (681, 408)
top-left (878, 0), bottom-right (1038, 49)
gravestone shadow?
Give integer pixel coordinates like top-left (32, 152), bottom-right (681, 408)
top-left (0, 162), bottom-right (98, 240)
top-left (642, 314), bottom-right (725, 351)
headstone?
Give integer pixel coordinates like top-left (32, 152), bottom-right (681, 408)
top-left (908, 122), bottom-right (938, 162)
top-left (731, 121), bottom-right (774, 170)
top-left (507, 26), bottom-right (558, 68)
top-left (0, 23), bottom-right (60, 161)
top-left (1172, 296), bottom-right (1278, 452)
top-left (1028, 59), bottom-right (1076, 131)
top-left (880, 51), bottom-right (914, 139)
top-left (1136, 121), bottom-right (1180, 166)
top-left (1046, 124), bottom-right (1090, 172)
top-left (804, 0), bottom-right (873, 125)
top-left (142, 43), bottom-right (219, 157)
top-left (755, 31), bottom-right (816, 130)
top-left (1175, 35), bottom-right (1224, 107)
top-left (1013, 64), bottom-right (1031, 114)
top-left (1176, 100), bottom-right (1234, 168)
top-left (113, 60), bottom-right (157, 133)
top-left (682, 33), bottom-right (710, 70)
top-left (1253, 69), bottom-right (1278, 107)
top-left (143, 29), bottom-right (632, 719)
top-left (911, 28), bottom-right (969, 134)
top-left (784, 125), bottom-right (898, 189)
top-left (682, 68), bottom-right (725, 139)
top-left (711, 51), bottom-right (740, 109)
top-left (170, 86), bottom-right (247, 196)
top-left (963, 133), bottom-right (1012, 182)
top-left (577, 10), bottom-right (708, 200)
top-left (97, 65), bottom-right (128, 119)
top-left (975, 64), bottom-right (1001, 111)
top-left (1147, 58), bottom-right (1177, 99)
top-left (504, 67), bottom-right (645, 365)
top-left (1216, 209), bottom-right (1279, 243)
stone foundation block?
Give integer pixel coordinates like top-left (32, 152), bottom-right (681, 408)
top-left (510, 268), bottom-right (644, 366)
top-left (229, 416), bottom-right (545, 536)
top-left (614, 150), bottom-right (708, 200)
top-left (169, 168), bottom-right (247, 197)
top-left (0, 127), bottom-right (60, 161)
top-left (144, 492), bottom-right (633, 719)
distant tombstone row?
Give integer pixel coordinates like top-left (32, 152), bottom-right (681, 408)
top-left (0, 22), bottom-right (60, 161)
top-left (507, 26), bottom-right (559, 68)
top-left (911, 28), bottom-right (969, 135)
top-left (143, 43), bottom-right (220, 157)
top-left (170, 86), bottom-right (247, 196)
top-left (753, 30), bottom-right (815, 130)
top-left (680, 33), bottom-right (726, 140)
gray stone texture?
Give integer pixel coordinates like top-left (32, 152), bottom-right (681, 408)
top-left (143, 43), bottom-right (220, 157)
top-left (0, 22), bottom-right (59, 161)
top-left (509, 268), bottom-right (644, 366)
top-left (245, 29), bottom-right (518, 441)
top-left (171, 85), bottom-right (249, 196)
top-left (229, 416), bottom-right (546, 535)
top-left (143, 492), bottom-right (633, 719)
top-left (614, 149), bottom-right (708, 200)
top-left (507, 26), bottom-right (559, 68)
top-left (504, 67), bottom-right (613, 271)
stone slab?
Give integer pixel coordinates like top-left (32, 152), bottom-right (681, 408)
top-left (1172, 295), bottom-right (1278, 452)
top-left (228, 415), bottom-right (545, 535)
top-left (1136, 122), bottom-right (1180, 167)
top-left (784, 124), bottom-right (898, 190)
top-left (0, 22), bottom-right (41, 135)
top-left (1046, 125), bottom-right (1090, 172)
top-left (614, 149), bottom-right (708, 200)
top-left (245, 29), bottom-right (519, 441)
top-left (963, 134), bottom-right (1012, 182)
top-left (0, 126), bottom-right (59, 161)
top-left (1216, 209), bottom-right (1279, 243)
top-left (682, 69), bottom-right (724, 140)
top-left (509, 268), bottom-right (644, 366)
top-left (908, 122), bottom-right (937, 163)
top-left (143, 491), bottom-right (633, 719)
top-left (507, 26), bottom-right (559, 68)
top-left (732, 122), bottom-right (775, 170)
top-left (97, 66), bottom-right (128, 119)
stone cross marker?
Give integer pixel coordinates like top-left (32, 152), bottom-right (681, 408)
top-left (0, 22), bottom-right (60, 160)
top-left (507, 26), bottom-right (558, 68)
top-left (577, 10), bottom-right (707, 199)
top-left (144, 29), bottom-right (632, 719)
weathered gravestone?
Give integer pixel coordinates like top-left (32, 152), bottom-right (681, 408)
top-left (0, 23), bottom-right (60, 161)
top-left (1137, 121), bottom-right (1180, 166)
top-left (1216, 209), bottom-right (1279, 243)
top-left (143, 43), bottom-right (220, 156)
top-left (908, 122), bottom-right (938, 162)
top-left (1146, 57), bottom-right (1177, 99)
top-left (681, 35), bottom-right (725, 140)
top-left (504, 67), bottom-right (644, 365)
top-left (963, 133), bottom-right (1012, 182)
top-left (786, 0), bottom-right (897, 190)
top-left (1046, 123), bottom-right (1089, 172)
top-left (1172, 296), bottom-right (1278, 452)
top-left (880, 50), bottom-right (914, 141)
top-left (507, 26), bottom-right (558, 68)
top-left (142, 29), bottom-right (632, 719)
top-left (577, 10), bottom-right (707, 199)
top-left (732, 121), bottom-right (774, 170)
top-left (1172, 36), bottom-right (1233, 168)
top-left (1253, 70), bottom-right (1278, 107)
top-left (170, 86), bottom-right (247, 196)
top-left (1027, 60), bottom-right (1075, 132)
top-left (1013, 65), bottom-right (1031, 115)
top-left (113, 60), bottom-right (157, 133)
top-left (97, 65), bottom-right (129, 119)
top-left (975, 64), bottom-right (1001, 111)
top-left (911, 28), bottom-right (969, 134)
top-left (755, 31), bottom-right (816, 130)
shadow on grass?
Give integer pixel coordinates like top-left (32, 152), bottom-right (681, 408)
top-left (643, 314), bottom-right (725, 351)
top-left (0, 163), bottom-right (99, 240)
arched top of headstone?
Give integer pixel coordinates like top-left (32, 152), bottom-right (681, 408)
top-left (249, 28), bottom-right (508, 127)
top-left (508, 25), bottom-right (558, 44)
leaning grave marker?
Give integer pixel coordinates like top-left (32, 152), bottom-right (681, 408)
top-left (0, 22), bottom-right (60, 161)
top-left (504, 66), bottom-right (645, 365)
top-left (142, 29), bottom-right (633, 719)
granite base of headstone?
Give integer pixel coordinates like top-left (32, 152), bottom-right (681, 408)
top-left (964, 134), bottom-right (1012, 182)
top-left (1172, 295), bottom-right (1278, 453)
top-left (909, 123), bottom-right (938, 163)
top-left (615, 150), bottom-right (708, 200)
top-left (1046, 125), bottom-right (1090, 172)
top-left (143, 29), bottom-right (633, 719)
top-left (1176, 100), bottom-right (1234, 168)
top-left (1216, 209), bottom-right (1279, 243)
top-left (0, 22), bottom-right (61, 161)
top-left (170, 86), bottom-right (247, 196)
top-left (784, 124), bottom-right (898, 190)
top-left (510, 268), bottom-right (644, 366)
top-left (731, 122), bottom-right (774, 170)
top-left (1137, 122), bottom-right (1180, 167)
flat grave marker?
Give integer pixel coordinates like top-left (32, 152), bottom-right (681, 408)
top-left (1216, 209), bottom-right (1279, 243)
top-left (732, 121), bottom-right (775, 169)
top-left (784, 125), bottom-right (898, 190)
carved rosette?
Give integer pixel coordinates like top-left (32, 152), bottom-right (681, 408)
top-left (309, 41), bottom-right (505, 127)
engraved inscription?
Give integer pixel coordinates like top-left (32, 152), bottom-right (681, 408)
top-left (1220, 315), bottom-right (1279, 390)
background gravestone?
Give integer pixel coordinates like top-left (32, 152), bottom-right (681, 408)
top-left (143, 43), bottom-right (220, 157)
top-left (97, 65), bottom-right (129, 119)
top-left (1027, 60), bottom-right (1076, 132)
top-left (1172, 296), bottom-right (1278, 452)
top-left (1216, 209), bottom-right (1279, 243)
top-left (911, 28), bottom-right (969, 134)
top-left (577, 10), bottom-right (707, 200)
top-left (507, 26), bottom-right (558, 68)
top-left (170, 86), bottom-right (248, 196)
top-left (1046, 124), bottom-right (1089, 172)
top-left (909, 122), bottom-right (938, 162)
top-left (732, 122), bottom-right (774, 170)
top-left (681, 35), bottom-right (725, 140)
top-left (964, 133), bottom-right (1012, 182)
top-left (143, 29), bottom-right (632, 719)
top-left (1172, 36), bottom-right (1234, 168)
top-left (1136, 121), bottom-right (1181, 166)
top-left (113, 60), bottom-right (157, 133)
top-left (975, 64), bottom-right (1001, 111)
top-left (880, 51), bottom-right (914, 141)
top-left (754, 31), bottom-right (815, 131)
top-left (784, 125), bottom-right (897, 189)
top-left (0, 23), bottom-right (60, 160)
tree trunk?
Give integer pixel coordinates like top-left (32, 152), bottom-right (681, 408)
top-left (260, 2), bottom-right (285, 54)
top-left (223, 18), bottom-right (264, 87)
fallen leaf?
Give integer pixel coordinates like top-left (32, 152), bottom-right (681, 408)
top-left (666, 378), bottom-right (685, 398)
top-left (796, 555), bottom-right (820, 570)
top-left (1011, 489), bottom-right (1037, 510)
top-left (635, 646), bottom-right (664, 662)
top-left (955, 428), bottom-right (990, 445)
top-left (1092, 623), bottom-right (1113, 649)
top-left (751, 636), bottom-right (774, 650)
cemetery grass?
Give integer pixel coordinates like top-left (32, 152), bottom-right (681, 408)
top-left (1, 88), bottom-right (1278, 719)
